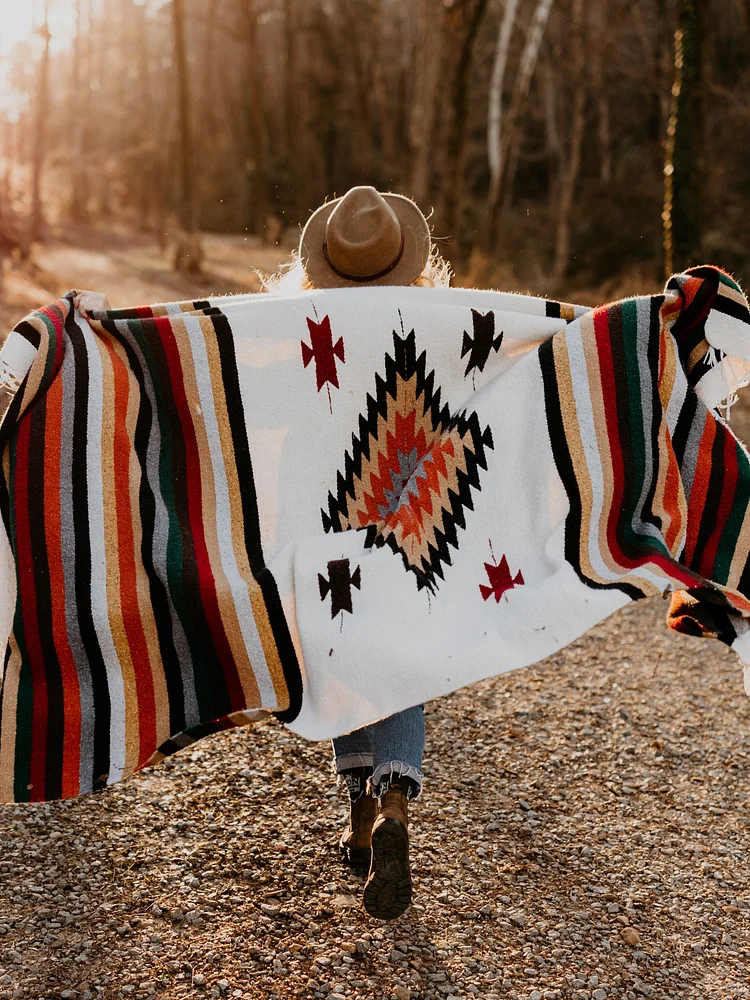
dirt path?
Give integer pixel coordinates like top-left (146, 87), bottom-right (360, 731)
top-left (1, 600), bottom-right (750, 1000)
top-left (0, 227), bottom-right (290, 331)
top-left (1, 232), bottom-right (750, 999)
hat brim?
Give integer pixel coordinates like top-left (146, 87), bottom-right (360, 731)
top-left (299, 192), bottom-right (431, 289)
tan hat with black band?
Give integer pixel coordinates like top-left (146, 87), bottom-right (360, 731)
top-left (299, 186), bottom-right (431, 289)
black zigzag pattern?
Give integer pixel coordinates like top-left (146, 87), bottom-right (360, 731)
top-left (322, 327), bottom-right (493, 592)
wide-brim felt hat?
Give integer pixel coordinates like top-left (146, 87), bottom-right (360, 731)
top-left (299, 186), bottom-right (431, 289)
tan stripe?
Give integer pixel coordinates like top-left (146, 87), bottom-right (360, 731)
top-left (576, 312), bottom-right (621, 580)
top-left (178, 316), bottom-right (263, 708)
top-left (96, 334), bottom-right (140, 776)
top-left (110, 332), bottom-right (172, 748)
top-left (198, 317), bottom-right (275, 705)
top-left (717, 282), bottom-right (748, 308)
top-left (0, 640), bottom-right (22, 801)
top-left (552, 331), bottom-right (599, 585)
top-left (687, 340), bottom-right (709, 374)
top-left (17, 314), bottom-right (52, 419)
top-left (651, 336), bottom-right (677, 544)
top-left (560, 302), bottom-right (577, 322)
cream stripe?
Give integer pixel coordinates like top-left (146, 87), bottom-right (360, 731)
top-left (185, 315), bottom-right (273, 706)
top-left (97, 331), bottom-right (139, 778)
top-left (201, 317), bottom-right (288, 700)
top-left (173, 316), bottom-right (257, 701)
top-left (728, 495), bottom-right (750, 590)
top-left (78, 314), bottom-right (127, 783)
top-left (109, 332), bottom-right (171, 751)
top-left (566, 313), bottom-right (619, 583)
top-left (551, 331), bottom-right (601, 586)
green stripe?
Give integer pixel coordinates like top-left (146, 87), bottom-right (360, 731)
top-left (128, 318), bottom-right (217, 720)
top-left (714, 439), bottom-right (750, 585)
top-left (716, 271), bottom-right (742, 293)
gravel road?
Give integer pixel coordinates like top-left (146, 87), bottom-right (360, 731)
top-left (2, 597), bottom-right (750, 1000)
top-left (2, 244), bottom-right (750, 999)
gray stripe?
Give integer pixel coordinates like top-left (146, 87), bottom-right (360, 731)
top-left (681, 404), bottom-right (707, 501)
top-left (630, 295), bottom-right (662, 545)
top-left (58, 330), bottom-right (96, 793)
top-left (114, 320), bottom-right (200, 726)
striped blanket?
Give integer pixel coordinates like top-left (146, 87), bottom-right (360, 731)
top-left (1, 266), bottom-right (750, 802)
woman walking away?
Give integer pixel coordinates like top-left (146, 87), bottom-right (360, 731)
top-left (270, 186), bottom-right (449, 920)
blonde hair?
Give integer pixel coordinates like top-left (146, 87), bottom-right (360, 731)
top-left (261, 245), bottom-right (452, 294)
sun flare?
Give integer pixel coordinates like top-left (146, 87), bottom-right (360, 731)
top-left (0, 0), bottom-right (79, 116)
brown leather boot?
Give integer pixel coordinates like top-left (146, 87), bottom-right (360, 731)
top-left (363, 788), bottom-right (412, 920)
top-left (339, 793), bottom-right (377, 872)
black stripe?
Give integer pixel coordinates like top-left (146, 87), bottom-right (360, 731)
top-left (24, 394), bottom-right (65, 800)
top-left (671, 386), bottom-right (699, 468)
top-left (539, 335), bottom-right (642, 601)
top-left (211, 311), bottom-right (303, 723)
top-left (65, 309), bottom-right (112, 788)
top-left (103, 318), bottom-right (187, 735)
top-left (690, 428), bottom-right (726, 573)
top-left (714, 293), bottom-right (750, 325)
top-left (607, 304), bottom-right (640, 563)
top-left (139, 317), bottom-right (229, 722)
top-left (545, 301), bottom-right (561, 319)
top-left (0, 386), bottom-right (24, 470)
top-left (14, 320), bottom-right (41, 350)
top-left (637, 296), bottom-right (667, 537)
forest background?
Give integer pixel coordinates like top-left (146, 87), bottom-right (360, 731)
top-left (0, 0), bottom-right (743, 328)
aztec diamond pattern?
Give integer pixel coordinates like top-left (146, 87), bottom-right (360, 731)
top-left (322, 325), bottom-right (494, 591)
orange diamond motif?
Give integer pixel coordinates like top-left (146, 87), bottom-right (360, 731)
top-left (322, 324), bottom-right (493, 591)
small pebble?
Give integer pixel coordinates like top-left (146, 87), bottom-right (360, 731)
top-left (621, 926), bottom-right (641, 946)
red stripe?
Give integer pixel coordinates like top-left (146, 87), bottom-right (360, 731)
top-left (13, 417), bottom-right (48, 800)
top-left (594, 308), bottom-right (629, 571)
top-left (684, 419), bottom-right (716, 566)
top-left (43, 376), bottom-right (82, 798)
top-left (699, 428), bottom-right (739, 579)
top-left (157, 320), bottom-right (245, 707)
top-left (105, 337), bottom-right (158, 766)
top-left (595, 307), bottom-right (703, 589)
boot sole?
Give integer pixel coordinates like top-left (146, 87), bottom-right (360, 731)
top-left (363, 819), bottom-right (412, 920)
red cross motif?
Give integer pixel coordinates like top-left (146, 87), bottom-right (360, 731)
top-left (480, 554), bottom-right (524, 603)
top-left (301, 315), bottom-right (345, 392)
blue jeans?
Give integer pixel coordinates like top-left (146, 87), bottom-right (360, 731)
top-left (332, 705), bottom-right (425, 796)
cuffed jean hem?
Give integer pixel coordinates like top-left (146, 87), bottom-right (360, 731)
top-left (370, 761), bottom-right (424, 798)
top-left (334, 753), bottom-right (374, 773)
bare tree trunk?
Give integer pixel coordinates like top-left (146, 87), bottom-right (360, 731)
top-left (737, 0), bottom-right (750, 36)
top-left (244, 0), bottom-right (269, 236)
top-left (172, 0), bottom-right (201, 271)
top-left (369, 2), bottom-right (397, 175)
top-left (27, 2), bottom-right (51, 249)
top-left (68, 0), bottom-right (88, 220)
top-left (550, 0), bottom-right (585, 285)
top-left (439, 0), bottom-right (490, 261)
top-left (663, 0), bottom-right (709, 276)
top-left (341, 0), bottom-right (377, 179)
top-left (487, 0), bottom-right (520, 209)
top-left (409, 0), bottom-right (444, 203)
top-left (486, 0), bottom-right (555, 249)
top-left (283, 0), bottom-right (301, 219)
top-left (591, 0), bottom-right (612, 182)
top-left (541, 57), bottom-right (561, 209)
